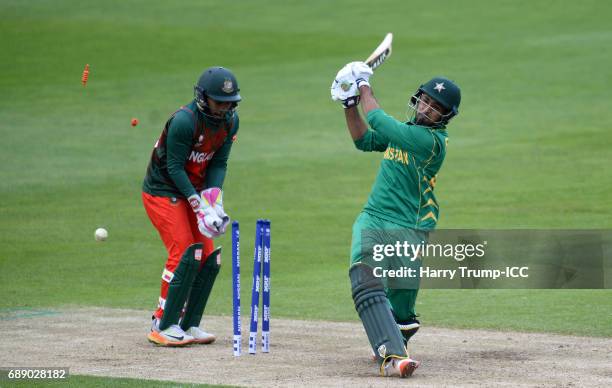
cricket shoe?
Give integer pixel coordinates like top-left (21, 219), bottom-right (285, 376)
top-left (370, 349), bottom-right (377, 362)
top-left (382, 357), bottom-right (420, 378)
top-left (148, 318), bottom-right (194, 347)
top-left (370, 318), bottom-right (421, 362)
top-left (184, 326), bottom-right (216, 344)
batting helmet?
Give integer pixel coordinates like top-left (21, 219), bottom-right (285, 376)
top-left (410, 77), bottom-right (461, 126)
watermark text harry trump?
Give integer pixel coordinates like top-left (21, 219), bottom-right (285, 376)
top-left (373, 266), bottom-right (529, 280)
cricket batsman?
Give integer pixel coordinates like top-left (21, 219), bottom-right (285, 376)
top-left (142, 67), bottom-right (241, 346)
top-left (331, 62), bottom-right (461, 376)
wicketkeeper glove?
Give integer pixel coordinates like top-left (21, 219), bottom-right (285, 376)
top-left (188, 187), bottom-right (230, 238)
top-left (203, 187), bottom-right (230, 234)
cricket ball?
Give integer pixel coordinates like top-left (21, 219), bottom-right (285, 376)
top-left (95, 227), bottom-right (108, 242)
top-left (131, 118), bottom-right (139, 127)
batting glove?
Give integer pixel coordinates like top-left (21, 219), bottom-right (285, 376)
top-left (341, 95), bottom-right (360, 109)
top-left (351, 61), bottom-right (373, 88)
top-left (331, 62), bottom-right (360, 102)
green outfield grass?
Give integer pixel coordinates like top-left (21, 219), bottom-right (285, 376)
top-left (2, 374), bottom-right (231, 387)
top-left (1, 0), bottom-right (611, 347)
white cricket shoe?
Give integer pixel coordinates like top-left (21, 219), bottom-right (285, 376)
top-left (148, 318), bottom-right (194, 347)
top-left (184, 326), bottom-right (216, 344)
top-left (382, 357), bottom-right (420, 377)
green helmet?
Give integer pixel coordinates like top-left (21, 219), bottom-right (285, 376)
top-left (194, 67), bottom-right (241, 118)
top-left (410, 76), bottom-right (461, 126)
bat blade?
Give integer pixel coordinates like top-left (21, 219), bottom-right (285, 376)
top-left (365, 33), bottom-right (393, 70)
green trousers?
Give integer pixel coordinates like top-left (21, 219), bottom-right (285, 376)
top-left (350, 211), bottom-right (428, 322)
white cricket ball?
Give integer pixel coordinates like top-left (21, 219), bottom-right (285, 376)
top-left (95, 227), bottom-right (108, 242)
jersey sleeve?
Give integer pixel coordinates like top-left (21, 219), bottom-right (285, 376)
top-left (366, 108), bottom-right (437, 160)
top-left (205, 115), bottom-right (239, 189)
top-left (354, 129), bottom-right (389, 152)
top-left (166, 111), bottom-right (198, 198)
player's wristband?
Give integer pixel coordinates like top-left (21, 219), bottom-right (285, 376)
top-left (356, 78), bottom-right (370, 88)
top-left (187, 194), bottom-right (201, 213)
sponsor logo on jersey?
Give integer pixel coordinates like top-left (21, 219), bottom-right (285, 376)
top-left (195, 249), bottom-right (202, 261)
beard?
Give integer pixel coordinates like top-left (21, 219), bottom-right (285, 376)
top-left (209, 110), bottom-right (226, 119)
top-left (415, 112), bottom-right (430, 125)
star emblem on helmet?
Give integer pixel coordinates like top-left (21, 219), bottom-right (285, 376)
top-left (222, 79), bottom-right (234, 94)
top-left (434, 82), bottom-right (445, 93)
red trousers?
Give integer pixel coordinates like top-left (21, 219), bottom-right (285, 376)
top-left (142, 192), bottom-right (214, 319)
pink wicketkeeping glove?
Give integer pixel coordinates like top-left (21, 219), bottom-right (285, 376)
top-left (201, 188), bottom-right (230, 234)
top-left (188, 193), bottom-right (218, 238)
top-left (189, 188), bottom-right (230, 238)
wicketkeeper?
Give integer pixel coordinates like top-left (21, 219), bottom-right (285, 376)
top-left (142, 67), bottom-right (241, 346)
top-left (331, 62), bottom-right (461, 377)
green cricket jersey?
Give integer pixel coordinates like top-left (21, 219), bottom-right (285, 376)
top-left (354, 108), bottom-right (448, 230)
top-left (143, 100), bottom-right (239, 199)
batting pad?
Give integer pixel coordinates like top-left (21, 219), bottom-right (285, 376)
top-left (350, 263), bottom-right (408, 364)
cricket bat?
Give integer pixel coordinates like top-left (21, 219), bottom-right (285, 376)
top-left (365, 33), bottom-right (393, 70)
